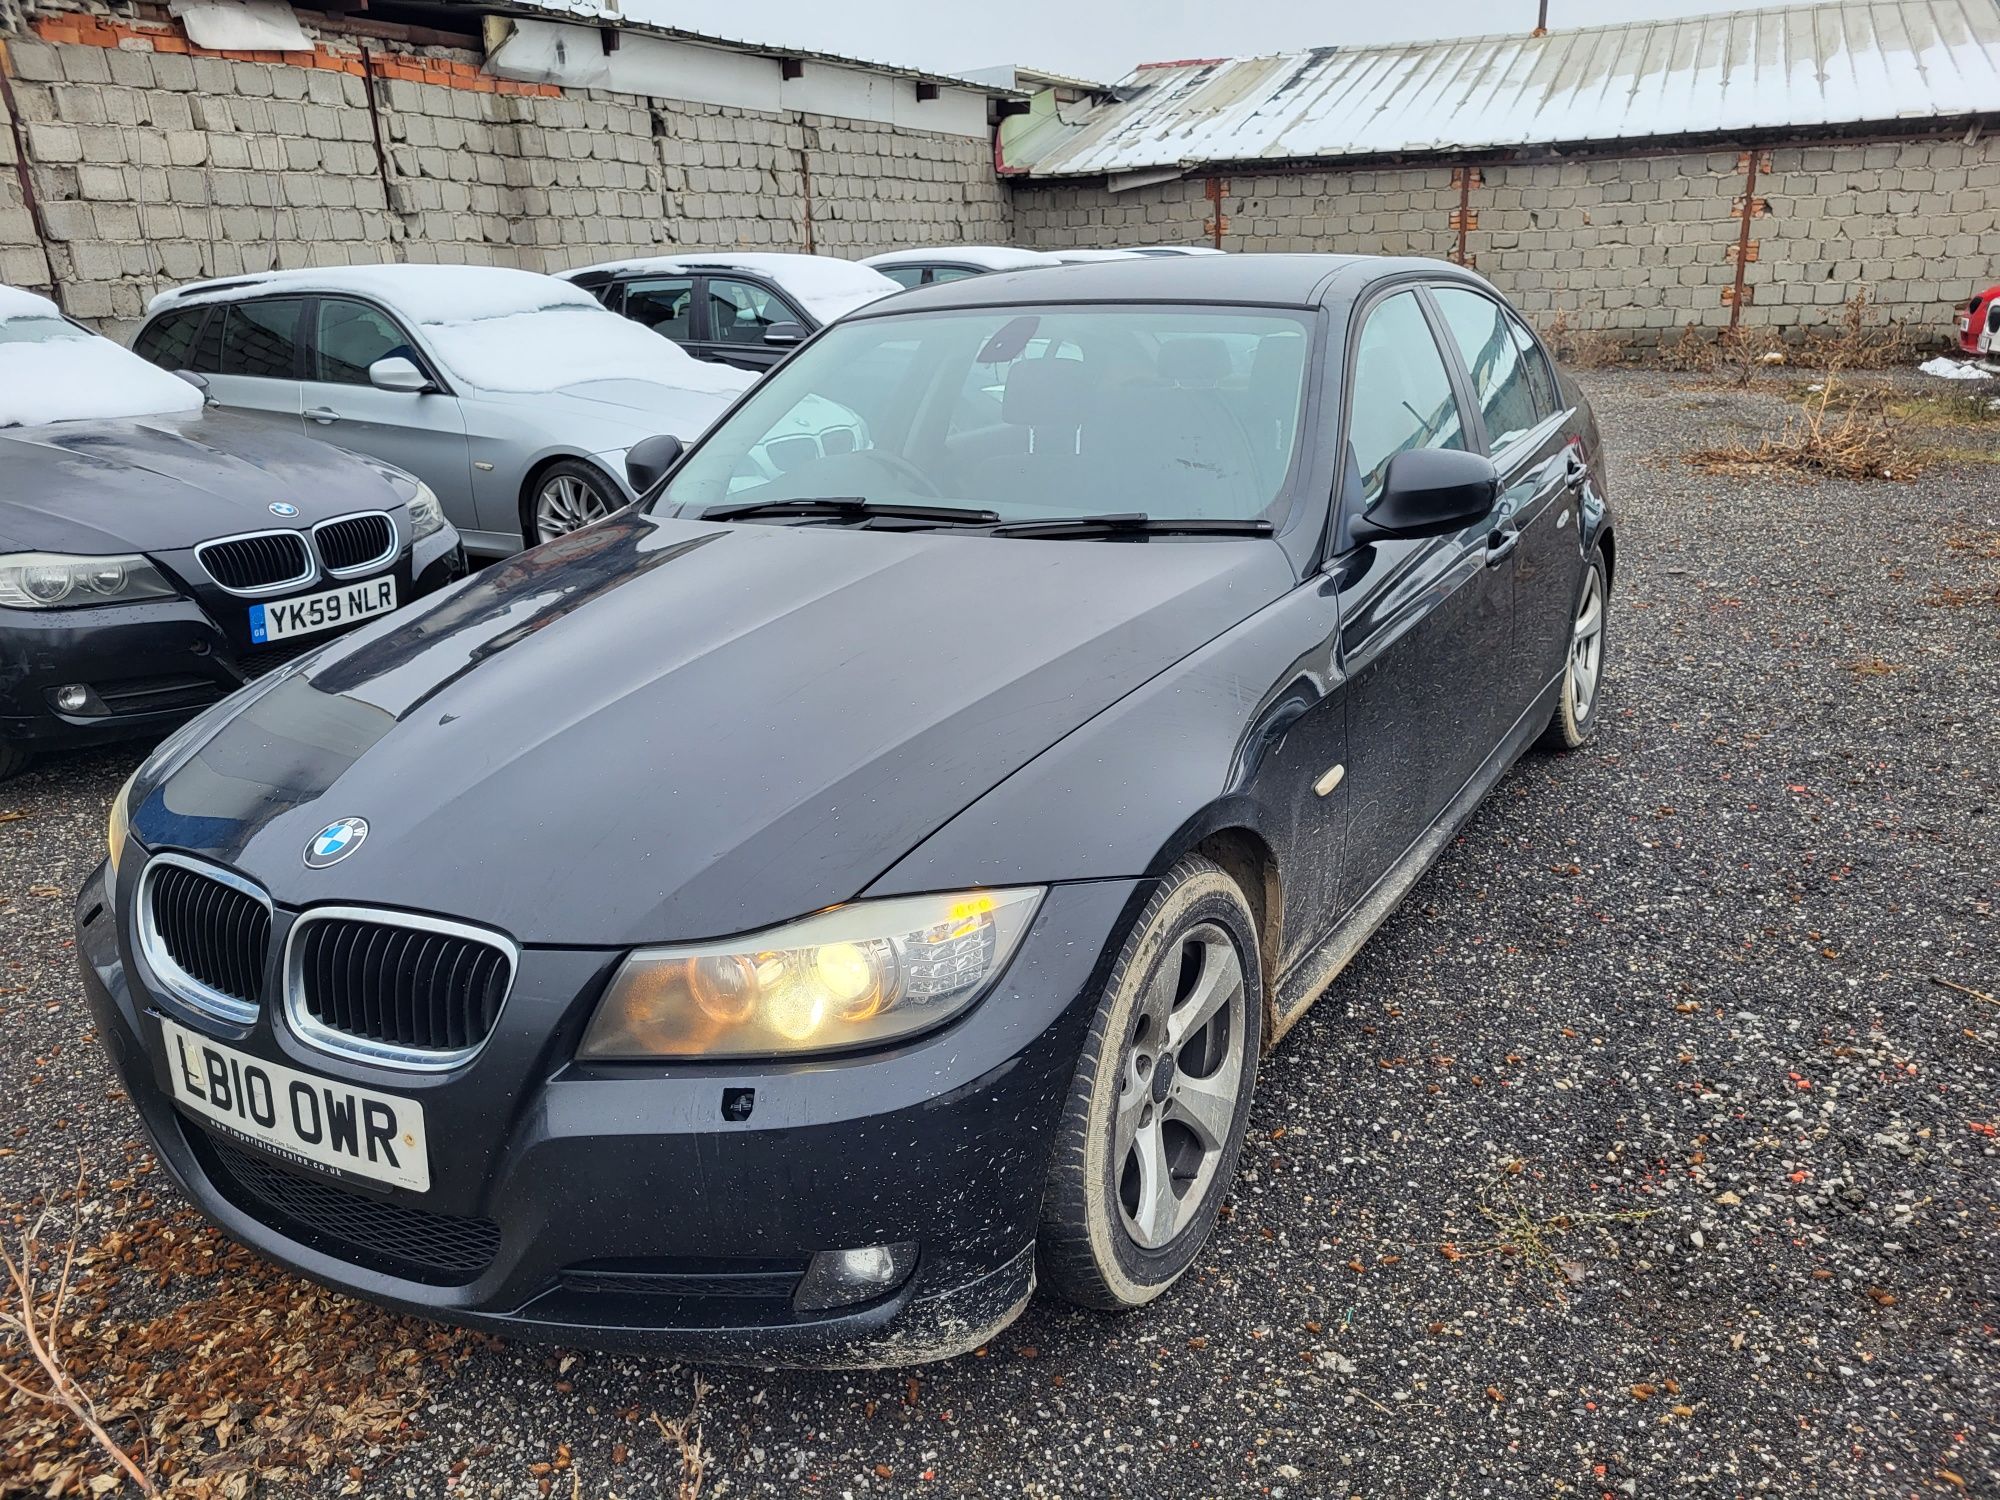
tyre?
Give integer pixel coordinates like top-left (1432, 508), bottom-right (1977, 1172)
top-left (1039, 854), bottom-right (1263, 1311)
top-left (525, 459), bottom-right (622, 547)
top-left (1538, 548), bottom-right (1609, 751)
top-left (0, 741), bottom-right (28, 783)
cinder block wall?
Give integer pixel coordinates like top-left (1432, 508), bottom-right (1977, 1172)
top-left (0, 11), bottom-right (1011, 334)
top-left (1013, 138), bottom-right (2000, 343)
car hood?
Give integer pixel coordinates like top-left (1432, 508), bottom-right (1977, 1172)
top-left (483, 375), bottom-right (752, 429)
top-left (0, 412), bottom-right (406, 554)
top-left (134, 512), bottom-right (1293, 946)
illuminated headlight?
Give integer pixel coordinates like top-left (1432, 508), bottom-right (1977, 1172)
top-left (0, 552), bottom-right (174, 609)
top-left (579, 887), bottom-right (1044, 1059)
top-left (106, 766), bottom-right (139, 875)
top-left (405, 481), bottom-right (446, 541)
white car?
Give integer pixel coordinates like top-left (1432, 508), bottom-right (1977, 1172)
top-left (135, 265), bottom-right (754, 554)
top-left (561, 252), bottom-right (902, 371)
top-left (861, 245), bottom-right (1063, 288)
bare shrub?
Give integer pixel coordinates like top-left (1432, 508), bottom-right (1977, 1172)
top-left (1688, 379), bottom-right (1926, 482)
top-left (1541, 310), bottom-right (1625, 369)
top-left (1801, 289), bottom-right (1924, 372)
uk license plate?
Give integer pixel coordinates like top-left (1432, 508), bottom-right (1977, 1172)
top-left (249, 575), bottom-right (397, 643)
top-left (160, 1016), bottom-right (430, 1192)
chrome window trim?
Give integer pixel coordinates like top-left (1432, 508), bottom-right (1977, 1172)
top-left (134, 851), bottom-right (272, 1027)
top-left (193, 527), bottom-right (316, 599)
top-left (310, 510), bottom-right (400, 579)
top-left (282, 904), bottom-right (519, 1073)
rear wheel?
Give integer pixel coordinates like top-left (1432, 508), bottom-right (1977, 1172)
top-left (1038, 855), bottom-right (1263, 1311)
top-left (525, 459), bottom-right (622, 547)
top-left (1539, 549), bottom-right (1609, 751)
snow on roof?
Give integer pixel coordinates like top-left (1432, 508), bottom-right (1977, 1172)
top-left (861, 246), bottom-right (1064, 272)
top-left (147, 264), bottom-right (750, 397)
top-left (1, 284), bottom-right (203, 427)
top-left (562, 252), bottom-right (902, 324)
top-left (1001, 0), bottom-right (2000, 178)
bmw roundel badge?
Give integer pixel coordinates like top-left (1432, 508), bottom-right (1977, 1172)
top-left (269, 501), bottom-right (300, 517)
top-left (305, 817), bottom-right (368, 868)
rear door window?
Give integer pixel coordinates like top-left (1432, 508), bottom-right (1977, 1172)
top-left (1346, 290), bottom-right (1469, 501)
top-left (622, 277), bottom-right (696, 340)
top-left (312, 298), bottom-right (420, 385)
top-left (1430, 286), bottom-right (1549, 451)
top-left (133, 308), bottom-right (206, 370)
top-left (215, 298), bottom-right (305, 379)
top-left (878, 266), bottom-right (925, 290)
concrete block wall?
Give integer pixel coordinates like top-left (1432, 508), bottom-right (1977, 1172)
top-left (1013, 136), bottom-right (2000, 344)
top-left (0, 8), bottom-right (1011, 335)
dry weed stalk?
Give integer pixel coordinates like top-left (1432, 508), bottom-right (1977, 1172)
top-left (1688, 377), bottom-right (1925, 482)
top-left (651, 1376), bottom-right (712, 1499)
top-left (0, 1162), bottom-right (159, 1496)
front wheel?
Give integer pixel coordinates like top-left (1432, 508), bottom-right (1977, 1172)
top-left (1539, 548), bottom-right (1609, 751)
top-left (0, 741), bottom-right (29, 783)
top-left (1038, 855), bottom-right (1263, 1311)
top-left (525, 460), bottom-right (622, 547)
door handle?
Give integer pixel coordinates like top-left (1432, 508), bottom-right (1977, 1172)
top-left (1563, 448), bottom-right (1588, 487)
top-left (306, 407), bottom-right (340, 424)
top-left (1485, 527), bottom-right (1520, 566)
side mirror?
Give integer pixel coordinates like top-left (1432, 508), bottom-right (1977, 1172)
top-left (625, 433), bottom-right (684, 494)
top-left (762, 321), bottom-right (805, 348)
top-left (1350, 448), bottom-right (1500, 543)
top-left (368, 356), bottom-right (432, 394)
top-left (172, 369), bottom-right (216, 406)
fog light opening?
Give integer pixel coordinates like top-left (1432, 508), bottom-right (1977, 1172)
top-left (50, 683), bottom-right (103, 716)
top-left (792, 1241), bottom-right (918, 1313)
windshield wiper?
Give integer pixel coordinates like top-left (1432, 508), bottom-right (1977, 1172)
top-left (989, 513), bottom-right (1276, 540)
top-left (700, 496), bottom-right (1001, 526)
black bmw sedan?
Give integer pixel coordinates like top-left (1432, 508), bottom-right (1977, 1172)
top-left (80, 255), bottom-right (1613, 1366)
top-left (0, 286), bottom-right (466, 779)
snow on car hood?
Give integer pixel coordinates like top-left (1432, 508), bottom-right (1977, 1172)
top-left (0, 287), bottom-right (202, 427)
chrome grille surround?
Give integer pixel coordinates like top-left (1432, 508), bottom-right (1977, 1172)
top-left (311, 511), bottom-right (398, 577)
top-left (135, 852), bottom-right (273, 1026)
top-left (193, 528), bottom-right (315, 597)
top-left (282, 905), bottom-right (518, 1071)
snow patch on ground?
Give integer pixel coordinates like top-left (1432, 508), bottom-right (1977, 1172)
top-left (1918, 355), bottom-right (1991, 380)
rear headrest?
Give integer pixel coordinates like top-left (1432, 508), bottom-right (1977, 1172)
top-left (1157, 337), bottom-right (1230, 386)
top-left (1250, 332), bottom-right (1307, 392)
top-left (1002, 357), bottom-right (1089, 427)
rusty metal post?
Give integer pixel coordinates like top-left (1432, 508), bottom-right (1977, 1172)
top-left (1203, 175), bottom-right (1228, 248)
top-left (798, 128), bottom-right (815, 254)
top-left (1449, 166), bottom-right (1481, 268)
top-left (357, 45), bottom-right (406, 262)
top-left (1726, 149), bottom-right (1768, 332)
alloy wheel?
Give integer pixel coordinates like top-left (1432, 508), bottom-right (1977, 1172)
top-left (1113, 923), bottom-right (1248, 1250)
top-left (1568, 566), bottom-right (1605, 720)
top-left (535, 473), bottom-right (612, 541)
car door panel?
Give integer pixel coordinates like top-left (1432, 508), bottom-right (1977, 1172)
top-left (195, 297), bottom-right (308, 436)
top-left (300, 297), bottom-right (475, 534)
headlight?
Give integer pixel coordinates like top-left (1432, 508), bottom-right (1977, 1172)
top-left (405, 481), bottom-right (446, 541)
top-left (0, 552), bottom-right (175, 609)
top-left (579, 887), bottom-right (1044, 1059)
top-left (106, 766), bottom-right (139, 875)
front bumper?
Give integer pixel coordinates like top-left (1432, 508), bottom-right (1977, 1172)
top-left (0, 528), bottom-right (465, 753)
top-left (78, 859), bottom-right (1142, 1366)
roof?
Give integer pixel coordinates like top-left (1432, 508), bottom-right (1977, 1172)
top-left (846, 252), bottom-right (1458, 314)
top-left (1001, 0), bottom-right (2000, 178)
top-left (559, 252), bottom-right (902, 323)
top-left (861, 246), bottom-right (1064, 271)
top-left (438, 0), bottom-right (1028, 96)
top-left (148, 264), bottom-right (598, 319)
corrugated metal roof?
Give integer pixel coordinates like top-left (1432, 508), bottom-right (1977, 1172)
top-left (1000, 0), bottom-right (2000, 178)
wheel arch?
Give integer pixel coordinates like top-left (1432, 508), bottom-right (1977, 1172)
top-left (1183, 825), bottom-right (1284, 1047)
top-left (516, 452), bottom-right (628, 545)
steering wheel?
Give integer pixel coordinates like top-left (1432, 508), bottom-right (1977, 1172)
top-left (852, 448), bottom-right (940, 497)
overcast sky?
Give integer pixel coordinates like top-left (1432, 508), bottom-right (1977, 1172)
top-left (624, 0), bottom-right (1806, 84)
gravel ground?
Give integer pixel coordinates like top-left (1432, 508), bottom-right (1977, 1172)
top-left (3, 369), bottom-right (1997, 1498)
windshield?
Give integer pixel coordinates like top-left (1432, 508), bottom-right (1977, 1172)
top-left (0, 302), bottom-right (203, 427)
top-left (658, 305), bottom-right (1313, 525)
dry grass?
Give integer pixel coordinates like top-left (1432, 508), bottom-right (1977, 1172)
top-left (1688, 379), bottom-right (1927, 482)
top-left (1540, 310), bottom-right (1625, 370)
top-left (1801, 288), bottom-right (1925, 372)
top-left (1664, 324), bottom-right (1787, 386)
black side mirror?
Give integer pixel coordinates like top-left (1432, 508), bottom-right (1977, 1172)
top-left (625, 433), bottom-right (684, 494)
top-left (1350, 448), bottom-right (1500, 543)
top-left (762, 321), bottom-right (805, 348)
top-left (172, 369), bottom-right (215, 406)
